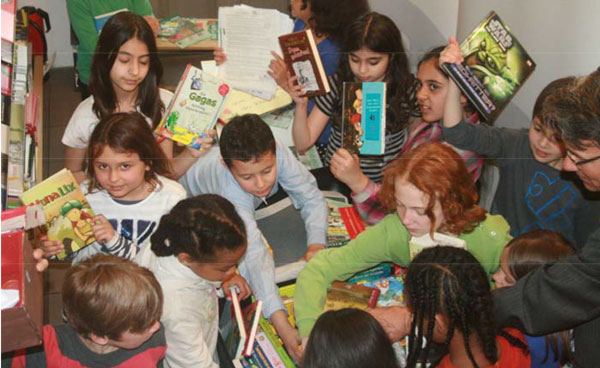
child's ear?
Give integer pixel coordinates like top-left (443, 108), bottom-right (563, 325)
top-left (459, 94), bottom-right (468, 107)
top-left (89, 333), bottom-right (109, 346)
top-left (177, 252), bottom-right (192, 266)
top-left (434, 313), bottom-right (449, 336)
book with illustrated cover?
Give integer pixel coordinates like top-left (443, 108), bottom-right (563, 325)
top-left (257, 316), bottom-right (296, 368)
top-left (323, 281), bottom-right (380, 312)
top-left (156, 64), bottom-right (230, 149)
top-left (94, 9), bottom-right (127, 33)
top-left (327, 207), bottom-right (351, 248)
top-left (278, 29), bottom-right (329, 97)
top-left (160, 16), bottom-right (215, 49)
top-left (409, 232), bottom-right (466, 260)
top-left (361, 275), bottom-right (405, 307)
top-left (19, 169), bottom-right (95, 260)
top-left (341, 82), bottom-right (386, 155)
top-left (441, 11), bottom-right (536, 123)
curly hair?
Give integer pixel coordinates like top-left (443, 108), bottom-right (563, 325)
top-left (405, 246), bottom-right (528, 368)
top-left (378, 142), bottom-right (486, 235)
top-left (334, 12), bottom-right (415, 133)
top-left (150, 194), bottom-right (246, 262)
top-left (307, 0), bottom-right (370, 43)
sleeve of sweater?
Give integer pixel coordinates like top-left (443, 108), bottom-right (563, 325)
top-left (294, 215), bottom-right (411, 337)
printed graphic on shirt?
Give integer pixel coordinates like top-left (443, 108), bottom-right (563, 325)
top-left (108, 218), bottom-right (157, 247)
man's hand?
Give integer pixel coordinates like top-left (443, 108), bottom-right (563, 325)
top-left (367, 306), bottom-right (412, 342)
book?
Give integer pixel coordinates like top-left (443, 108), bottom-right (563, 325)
top-left (361, 274), bottom-right (405, 307)
top-left (441, 11), bottom-right (536, 123)
top-left (408, 232), bottom-right (466, 260)
top-left (244, 300), bottom-right (263, 357)
top-left (278, 283), bottom-right (296, 328)
top-left (19, 169), bottom-right (96, 260)
top-left (326, 206), bottom-right (351, 248)
top-left (341, 82), bottom-right (386, 155)
top-left (155, 64), bottom-right (230, 149)
top-left (93, 9), bottom-right (127, 34)
top-left (278, 29), bottom-right (329, 97)
top-left (229, 290), bottom-right (247, 359)
top-left (339, 206), bottom-right (365, 239)
top-left (257, 317), bottom-right (296, 368)
top-left (161, 16), bottom-right (210, 49)
top-left (346, 263), bottom-right (393, 285)
top-left (323, 281), bottom-right (380, 312)
top-left (255, 331), bottom-right (291, 368)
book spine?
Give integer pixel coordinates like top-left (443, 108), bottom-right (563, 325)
top-left (251, 342), bottom-right (275, 368)
top-left (441, 62), bottom-right (493, 121)
top-left (368, 288), bottom-right (381, 308)
top-left (304, 29), bottom-right (329, 96)
top-left (255, 332), bottom-right (288, 368)
top-left (258, 318), bottom-right (296, 368)
top-left (157, 63), bottom-right (192, 133)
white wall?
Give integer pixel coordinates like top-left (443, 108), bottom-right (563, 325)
top-left (19, 0), bottom-right (73, 68)
top-left (371, 0), bottom-right (600, 129)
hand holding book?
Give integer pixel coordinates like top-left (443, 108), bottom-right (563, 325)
top-left (222, 274), bottom-right (252, 301)
top-left (440, 36), bottom-right (466, 129)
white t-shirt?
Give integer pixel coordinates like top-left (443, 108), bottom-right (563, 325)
top-left (62, 88), bottom-right (174, 149)
top-left (73, 175), bottom-right (186, 263)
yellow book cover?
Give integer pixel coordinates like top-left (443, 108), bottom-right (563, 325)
top-left (323, 281), bottom-right (380, 312)
top-left (20, 169), bottom-right (95, 259)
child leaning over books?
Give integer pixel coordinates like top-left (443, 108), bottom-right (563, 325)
top-left (179, 114), bottom-right (328, 362)
top-left (439, 37), bottom-right (600, 249)
top-left (41, 113), bottom-right (186, 262)
top-left (3, 254), bottom-right (166, 367)
top-left (135, 194), bottom-right (250, 368)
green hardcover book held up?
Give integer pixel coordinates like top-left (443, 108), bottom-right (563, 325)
top-left (19, 169), bottom-right (95, 259)
top-left (441, 11), bottom-right (536, 123)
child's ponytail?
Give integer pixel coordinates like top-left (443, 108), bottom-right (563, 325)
top-left (150, 195), bottom-right (246, 261)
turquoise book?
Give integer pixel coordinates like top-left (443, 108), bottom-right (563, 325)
top-left (341, 82), bottom-right (386, 155)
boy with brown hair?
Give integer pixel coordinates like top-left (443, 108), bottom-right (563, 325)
top-left (4, 254), bottom-right (166, 367)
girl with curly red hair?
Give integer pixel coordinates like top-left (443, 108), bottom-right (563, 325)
top-left (294, 142), bottom-right (512, 342)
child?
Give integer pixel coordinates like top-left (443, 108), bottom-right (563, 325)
top-left (179, 114), bottom-right (328, 362)
top-left (66, 1), bottom-right (159, 99)
top-left (294, 142), bottom-right (511, 340)
top-left (290, 12), bottom-right (415, 182)
top-left (62, 11), bottom-right (208, 183)
top-left (493, 230), bottom-right (574, 368)
top-left (303, 308), bottom-right (400, 368)
top-left (4, 254), bottom-right (166, 367)
top-left (333, 46), bottom-right (484, 225)
top-left (440, 37), bottom-right (600, 249)
top-left (43, 112), bottom-right (187, 262)
top-left (404, 246), bottom-right (530, 368)
top-left (135, 194), bottom-right (250, 368)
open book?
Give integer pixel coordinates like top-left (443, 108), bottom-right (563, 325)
top-left (225, 289), bottom-right (263, 359)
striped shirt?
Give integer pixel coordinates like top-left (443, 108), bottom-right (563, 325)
top-left (314, 74), bottom-right (408, 183)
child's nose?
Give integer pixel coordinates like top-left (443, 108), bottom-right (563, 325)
top-left (109, 169), bottom-right (120, 181)
top-left (129, 61), bottom-right (139, 76)
top-left (359, 62), bottom-right (368, 74)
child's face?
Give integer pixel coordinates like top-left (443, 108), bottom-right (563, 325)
top-left (186, 245), bottom-right (247, 282)
top-left (107, 320), bottom-right (161, 350)
top-left (416, 59), bottom-right (448, 123)
top-left (93, 146), bottom-right (150, 201)
top-left (528, 117), bottom-right (565, 167)
top-left (348, 47), bottom-right (389, 83)
top-left (110, 37), bottom-right (150, 97)
top-left (394, 178), bottom-right (445, 237)
top-left (492, 247), bottom-right (517, 288)
top-left (228, 152), bottom-right (277, 198)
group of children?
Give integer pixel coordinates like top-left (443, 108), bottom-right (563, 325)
top-left (4, 1), bottom-right (600, 367)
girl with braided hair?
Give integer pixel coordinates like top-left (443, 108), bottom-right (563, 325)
top-left (405, 246), bottom-right (530, 368)
top-left (135, 194), bottom-right (249, 368)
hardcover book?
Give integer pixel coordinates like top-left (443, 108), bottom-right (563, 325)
top-left (156, 64), bottom-right (230, 149)
top-left (278, 29), bottom-right (329, 97)
top-left (341, 82), bottom-right (386, 155)
top-left (323, 281), bottom-right (380, 312)
top-left (441, 11), bottom-right (536, 123)
top-left (19, 169), bottom-right (95, 260)
top-left (408, 232), bottom-right (466, 260)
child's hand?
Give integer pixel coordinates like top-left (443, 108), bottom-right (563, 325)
top-left (33, 248), bottom-right (49, 272)
top-left (439, 36), bottom-right (464, 66)
top-left (287, 74), bottom-right (307, 105)
top-left (330, 148), bottom-right (368, 193)
top-left (367, 306), bottom-right (412, 342)
top-left (39, 235), bottom-right (63, 258)
top-left (185, 129), bottom-right (218, 157)
top-left (301, 243), bottom-right (325, 262)
top-left (213, 47), bottom-right (227, 65)
top-left (92, 215), bottom-right (116, 245)
top-left (143, 16), bottom-right (160, 37)
top-left (267, 51), bottom-right (291, 91)
top-left (222, 273), bottom-right (252, 301)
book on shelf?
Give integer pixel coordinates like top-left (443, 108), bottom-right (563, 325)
top-left (155, 64), bottom-right (230, 149)
top-left (278, 29), bottom-right (329, 97)
top-left (409, 232), bottom-right (466, 260)
top-left (323, 281), bottom-right (380, 312)
top-left (93, 8), bottom-right (127, 34)
top-left (159, 16), bottom-right (216, 49)
top-left (441, 11), bottom-right (536, 123)
top-left (19, 169), bottom-right (96, 260)
top-left (341, 82), bottom-right (386, 155)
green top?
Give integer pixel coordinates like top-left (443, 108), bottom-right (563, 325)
top-left (67, 0), bottom-right (154, 85)
top-left (294, 213), bottom-right (511, 337)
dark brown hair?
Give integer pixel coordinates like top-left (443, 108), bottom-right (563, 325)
top-left (63, 254), bottom-right (163, 340)
top-left (90, 11), bottom-right (164, 128)
top-left (220, 114), bottom-right (276, 168)
top-left (379, 142), bottom-right (486, 235)
top-left (532, 76), bottom-right (576, 125)
top-left (86, 112), bottom-right (171, 192)
top-left (307, 0), bottom-right (369, 43)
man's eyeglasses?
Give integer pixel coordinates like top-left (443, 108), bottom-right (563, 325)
top-left (566, 151), bottom-right (600, 167)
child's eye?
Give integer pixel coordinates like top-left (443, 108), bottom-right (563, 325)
top-left (96, 163), bottom-right (108, 170)
top-left (369, 60), bottom-right (381, 66)
top-left (120, 163), bottom-right (131, 169)
top-left (428, 83), bottom-right (438, 91)
top-left (117, 57), bottom-right (131, 64)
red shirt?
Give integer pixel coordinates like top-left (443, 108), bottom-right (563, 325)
top-left (437, 328), bottom-right (530, 368)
